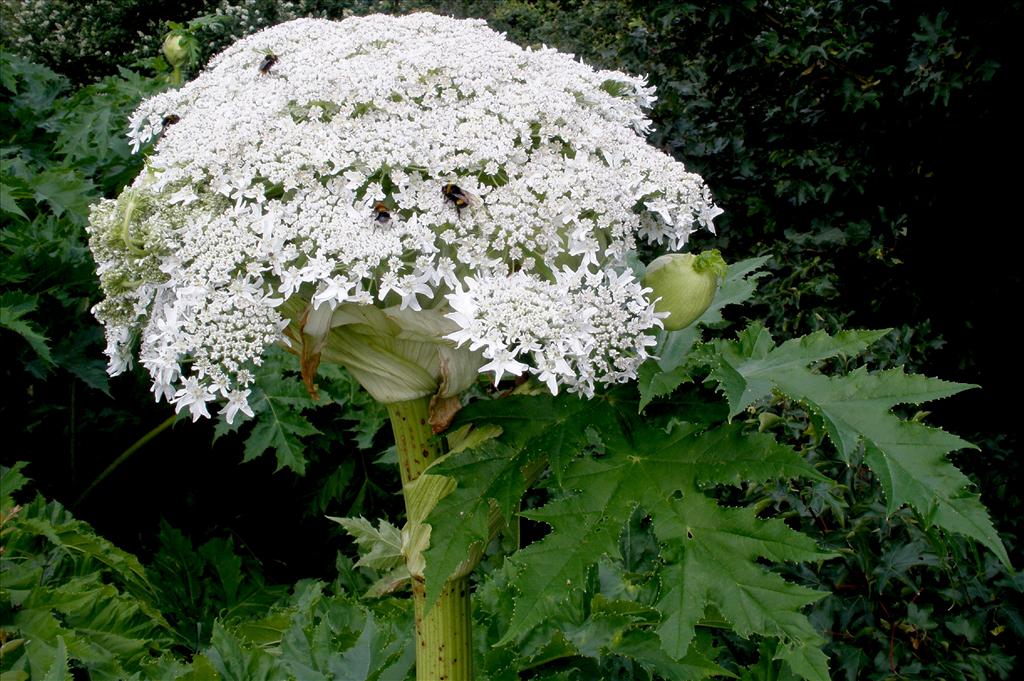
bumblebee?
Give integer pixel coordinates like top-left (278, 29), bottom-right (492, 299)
top-left (160, 114), bottom-right (180, 133)
top-left (258, 53), bottom-right (278, 75)
top-left (441, 183), bottom-right (481, 215)
top-left (372, 202), bottom-right (392, 227)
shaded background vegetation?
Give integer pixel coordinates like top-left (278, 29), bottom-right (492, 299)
top-left (2, 1), bottom-right (1021, 679)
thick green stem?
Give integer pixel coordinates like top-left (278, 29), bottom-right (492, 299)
top-left (413, 577), bottom-right (472, 681)
top-left (387, 398), bottom-right (473, 681)
top-left (387, 398), bottom-right (444, 496)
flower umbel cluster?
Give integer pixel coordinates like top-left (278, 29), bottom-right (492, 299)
top-left (88, 13), bottom-right (722, 420)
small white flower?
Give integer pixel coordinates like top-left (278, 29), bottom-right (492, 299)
top-left (90, 13), bottom-right (720, 417)
top-left (644, 198), bottom-right (675, 225)
top-left (221, 389), bottom-right (254, 424)
top-left (479, 348), bottom-right (530, 386)
top-left (313, 276), bottom-right (355, 310)
top-left (167, 185), bottom-right (199, 206)
top-left (173, 377), bottom-right (216, 422)
top-left (700, 203), bottom-right (725, 233)
top-left (397, 274), bottom-right (435, 312)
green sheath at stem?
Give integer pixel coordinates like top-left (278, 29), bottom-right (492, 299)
top-left (387, 398), bottom-right (473, 681)
top-left (387, 398), bottom-right (443, 493)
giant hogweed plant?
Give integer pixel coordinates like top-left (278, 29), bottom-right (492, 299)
top-left (85, 14), bottom-right (1009, 680)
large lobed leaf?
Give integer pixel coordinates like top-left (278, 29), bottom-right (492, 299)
top-left (420, 438), bottom-right (532, 609)
top-left (426, 394), bottom-right (835, 680)
top-left (1, 466), bottom-right (173, 680)
top-left (196, 581), bottom-right (413, 681)
top-left (506, 423), bottom-right (834, 677)
top-left (216, 350), bottom-right (388, 475)
top-left (420, 315), bottom-right (1009, 677)
top-left (703, 323), bottom-right (1009, 568)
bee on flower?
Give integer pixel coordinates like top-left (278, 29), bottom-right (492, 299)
top-left (257, 52), bottom-right (278, 75)
top-left (160, 114), bottom-right (180, 133)
top-left (372, 201), bottom-right (393, 227)
top-left (441, 183), bottom-right (481, 215)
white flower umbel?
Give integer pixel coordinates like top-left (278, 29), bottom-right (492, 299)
top-left (88, 13), bottom-right (721, 418)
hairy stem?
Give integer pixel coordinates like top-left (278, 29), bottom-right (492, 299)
top-left (387, 397), bottom-right (473, 681)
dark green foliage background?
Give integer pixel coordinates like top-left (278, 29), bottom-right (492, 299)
top-left (2, 1), bottom-right (1021, 679)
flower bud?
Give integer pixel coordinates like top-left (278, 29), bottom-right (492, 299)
top-left (758, 412), bottom-right (783, 432)
top-left (162, 34), bottom-right (188, 69)
top-left (643, 250), bottom-right (726, 331)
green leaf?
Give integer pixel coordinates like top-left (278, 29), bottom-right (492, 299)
top-left (422, 439), bottom-right (531, 607)
top-left (199, 538), bottom-right (246, 605)
top-left (52, 327), bottom-right (111, 394)
top-left (453, 392), bottom-right (618, 480)
top-left (774, 639), bottom-right (832, 681)
top-left (0, 52), bottom-right (67, 115)
top-left (707, 324), bottom-right (889, 418)
top-left (243, 371), bottom-right (321, 475)
top-left (859, 411), bottom-right (1006, 567)
top-left (611, 629), bottom-right (732, 680)
top-left (40, 636), bottom-right (70, 681)
top-left (699, 255), bottom-right (770, 327)
top-left (655, 492), bottom-right (832, 673)
top-left (497, 485), bottom-right (625, 644)
top-left (637, 358), bottom-right (693, 412)
top-left (43, 69), bottom-right (164, 189)
top-left (184, 655), bottom-right (223, 681)
top-left (0, 57), bottom-right (18, 92)
top-left (52, 91), bottom-right (119, 163)
top-left (0, 671), bottom-right (31, 681)
top-left (0, 292), bottom-right (54, 365)
top-left (203, 623), bottom-right (281, 681)
top-left (329, 516), bottom-right (405, 572)
top-left (224, 351), bottom-right (387, 476)
top-left (243, 409), bottom-right (317, 474)
top-left (15, 497), bottom-right (155, 598)
top-left (499, 421), bottom-right (832, 672)
top-left (316, 362), bottom-right (389, 449)
top-left (269, 583), bottom-right (413, 681)
top-left (5, 575), bottom-right (166, 679)
top-left (330, 609), bottom-right (414, 681)
top-left (25, 168), bottom-right (97, 225)
top-left (662, 422), bottom-right (828, 487)
top-left (15, 575), bottom-right (172, 679)
top-left (1, 461), bottom-right (31, 508)
top-left (148, 522), bottom-right (285, 648)
top-left (704, 324), bottom-right (1009, 568)
top-left (446, 391), bottom-right (831, 673)
top-left (0, 175), bottom-right (31, 218)
top-left (2, 491), bottom-right (174, 680)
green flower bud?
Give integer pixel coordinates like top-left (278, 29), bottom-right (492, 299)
top-left (642, 250), bottom-right (727, 331)
top-left (162, 34), bottom-right (188, 69)
top-left (758, 412), bottom-right (783, 432)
